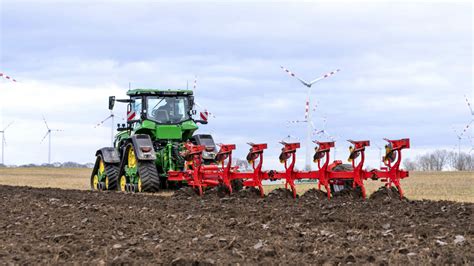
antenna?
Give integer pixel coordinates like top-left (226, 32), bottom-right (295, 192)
top-left (0, 121), bottom-right (13, 165)
top-left (281, 66), bottom-right (340, 170)
top-left (41, 116), bottom-right (63, 164)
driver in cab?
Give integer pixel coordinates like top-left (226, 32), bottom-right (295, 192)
top-left (154, 98), bottom-right (183, 123)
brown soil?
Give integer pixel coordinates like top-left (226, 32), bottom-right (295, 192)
top-left (0, 185), bottom-right (472, 264)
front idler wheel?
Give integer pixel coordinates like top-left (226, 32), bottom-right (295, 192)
top-left (91, 154), bottom-right (119, 191)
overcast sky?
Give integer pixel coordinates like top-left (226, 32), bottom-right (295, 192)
top-left (0, 0), bottom-right (472, 169)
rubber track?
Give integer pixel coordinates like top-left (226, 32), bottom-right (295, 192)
top-left (103, 161), bottom-right (119, 190)
top-left (138, 161), bottom-right (160, 192)
top-left (90, 156), bottom-right (101, 189)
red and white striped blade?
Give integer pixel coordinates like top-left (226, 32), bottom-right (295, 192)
top-left (309, 69), bottom-right (340, 85)
top-left (0, 72), bottom-right (17, 82)
top-left (280, 66), bottom-right (310, 87)
top-left (465, 95), bottom-right (473, 115)
top-left (193, 76), bottom-right (197, 90)
top-left (460, 121), bottom-right (472, 137)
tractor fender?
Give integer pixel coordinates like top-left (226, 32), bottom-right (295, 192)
top-left (96, 147), bottom-right (120, 164)
top-left (131, 134), bottom-right (156, 161)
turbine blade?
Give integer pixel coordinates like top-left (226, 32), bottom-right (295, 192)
top-left (95, 115), bottom-right (112, 128)
top-left (465, 95), bottom-right (474, 115)
top-left (193, 76), bottom-right (197, 90)
top-left (280, 66), bottom-right (310, 87)
top-left (194, 101), bottom-right (203, 108)
top-left (42, 116), bottom-right (50, 130)
top-left (0, 72), bottom-right (17, 83)
top-left (2, 121), bottom-right (14, 131)
top-left (40, 131), bottom-right (50, 143)
top-left (459, 121), bottom-right (472, 137)
top-left (309, 69), bottom-right (340, 85)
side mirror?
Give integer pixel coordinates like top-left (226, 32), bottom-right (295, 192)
top-left (189, 96), bottom-right (194, 107)
top-left (108, 96), bottom-right (116, 110)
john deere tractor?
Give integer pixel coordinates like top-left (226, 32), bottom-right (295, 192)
top-left (91, 88), bottom-right (216, 192)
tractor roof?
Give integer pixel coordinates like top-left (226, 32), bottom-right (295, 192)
top-left (127, 88), bottom-right (194, 96)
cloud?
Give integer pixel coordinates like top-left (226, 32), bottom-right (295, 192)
top-left (0, 1), bottom-right (472, 168)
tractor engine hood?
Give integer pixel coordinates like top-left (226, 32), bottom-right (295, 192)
top-left (139, 120), bottom-right (198, 140)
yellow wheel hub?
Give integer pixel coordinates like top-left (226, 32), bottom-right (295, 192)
top-left (99, 159), bottom-right (105, 174)
top-left (93, 175), bottom-right (99, 190)
top-left (128, 147), bottom-right (137, 168)
top-left (105, 176), bottom-right (109, 189)
top-left (120, 176), bottom-right (127, 192)
top-left (137, 177), bottom-right (142, 192)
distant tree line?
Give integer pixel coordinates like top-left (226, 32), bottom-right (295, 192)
top-left (0, 162), bottom-right (95, 168)
top-left (403, 150), bottom-right (473, 171)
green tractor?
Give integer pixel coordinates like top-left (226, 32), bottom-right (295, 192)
top-left (91, 88), bottom-right (216, 192)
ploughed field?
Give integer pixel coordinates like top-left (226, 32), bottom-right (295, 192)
top-left (0, 185), bottom-right (472, 264)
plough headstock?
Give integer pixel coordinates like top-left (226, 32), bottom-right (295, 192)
top-left (183, 142), bottom-right (205, 154)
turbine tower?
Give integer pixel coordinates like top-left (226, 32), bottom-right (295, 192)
top-left (0, 122), bottom-right (13, 165)
top-left (41, 116), bottom-right (63, 164)
top-left (281, 66), bottom-right (340, 170)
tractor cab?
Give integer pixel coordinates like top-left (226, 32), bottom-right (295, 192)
top-left (125, 89), bottom-right (198, 125)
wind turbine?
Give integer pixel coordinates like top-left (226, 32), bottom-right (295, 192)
top-left (95, 111), bottom-right (116, 146)
top-left (0, 122), bottom-right (13, 165)
top-left (192, 76), bottom-right (216, 122)
top-left (281, 66), bottom-right (340, 170)
top-left (41, 116), bottom-right (63, 164)
top-left (313, 116), bottom-right (338, 159)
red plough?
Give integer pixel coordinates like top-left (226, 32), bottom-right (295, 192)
top-left (168, 138), bottom-right (410, 199)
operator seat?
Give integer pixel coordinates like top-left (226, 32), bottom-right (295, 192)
top-left (154, 110), bottom-right (169, 123)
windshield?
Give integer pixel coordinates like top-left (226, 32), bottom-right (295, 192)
top-left (147, 96), bottom-right (191, 124)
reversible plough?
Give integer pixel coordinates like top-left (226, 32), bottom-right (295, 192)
top-left (168, 138), bottom-right (410, 199)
